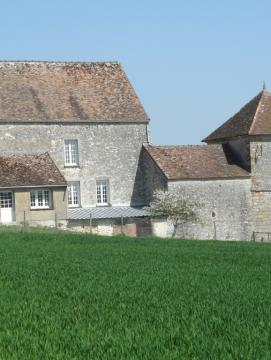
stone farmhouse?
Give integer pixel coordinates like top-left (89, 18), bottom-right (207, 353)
top-left (0, 60), bottom-right (270, 241)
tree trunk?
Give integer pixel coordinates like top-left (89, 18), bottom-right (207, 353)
top-left (172, 221), bottom-right (178, 237)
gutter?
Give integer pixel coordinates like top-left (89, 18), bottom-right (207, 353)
top-left (0, 184), bottom-right (67, 190)
top-left (0, 119), bottom-right (150, 125)
top-left (168, 176), bottom-right (251, 182)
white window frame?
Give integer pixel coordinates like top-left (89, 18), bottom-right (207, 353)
top-left (68, 182), bottom-right (80, 208)
top-left (96, 179), bottom-right (109, 206)
top-left (30, 189), bottom-right (51, 209)
top-left (64, 140), bottom-right (79, 166)
top-left (0, 192), bottom-right (13, 208)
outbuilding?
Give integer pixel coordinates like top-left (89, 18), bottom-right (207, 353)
top-left (0, 153), bottom-right (67, 227)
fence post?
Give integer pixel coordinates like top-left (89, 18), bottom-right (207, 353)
top-left (23, 211), bottom-right (26, 227)
top-left (89, 213), bottom-right (92, 233)
top-left (55, 213), bottom-right (58, 229)
top-left (121, 214), bottom-right (124, 235)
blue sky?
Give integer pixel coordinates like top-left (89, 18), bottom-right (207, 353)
top-left (1, 0), bottom-right (270, 144)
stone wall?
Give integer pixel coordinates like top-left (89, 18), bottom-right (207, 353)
top-left (250, 137), bottom-right (271, 237)
top-left (67, 217), bottom-right (152, 237)
top-left (0, 122), bottom-right (148, 207)
top-left (250, 137), bottom-right (271, 191)
top-left (139, 147), bottom-right (167, 204)
top-left (166, 179), bottom-right (252, 241)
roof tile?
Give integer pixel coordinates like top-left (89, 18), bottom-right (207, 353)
top-left (0, 61), bottom-right (149, 123)
top-left (144, 144), bottom-right (249, 180)
top-left (203, 90), bottom-right (271, 142)
top-left (0, 153), bottom-right (66, 187)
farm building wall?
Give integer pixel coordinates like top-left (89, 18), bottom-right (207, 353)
top-left (250, 137), bottom-right (271, 191)
top-left (0, 123), bottom-right (148, 207)
top-left (67, 217), bottom-right (152, 237)
top-left (164, 178), bottom-right (252, 241)
top-left (14, 187), bottom-right (67, 228)
top-left (250, 137), bottom-right (271, 240)
top-left (145, 136), bottom-right (271, 241)
top-left (139, 147), bottom-right (168, 203)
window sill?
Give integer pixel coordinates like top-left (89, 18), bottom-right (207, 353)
top-left (64, 165), bottom-right (80, 169)
top-left (96, 204), bottom-right (110, 207)
top-left (30, 207), bottom-right (53, 211)
top-left (68, 205), bottom-right (81, 209)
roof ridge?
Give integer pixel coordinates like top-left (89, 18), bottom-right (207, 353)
top-left (0, 60), bottom-right (120, 64)
top-left (262, 89), bottom-right (271, 96)
top-left (248, 90), bottom-right (265, 134)
top-left (0, 152), bottom-right (50, 158)
top-left (203, 90), bottom-right (264, 142)
top-left (146, 144), bottom-right (207, 148)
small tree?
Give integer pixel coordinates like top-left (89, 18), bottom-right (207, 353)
top-left (145, 190), bottom-right (199, 237)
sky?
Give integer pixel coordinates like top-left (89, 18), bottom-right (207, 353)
top-left (0, 0), bottom-right (271, 145)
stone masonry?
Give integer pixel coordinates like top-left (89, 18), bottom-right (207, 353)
top-left (0, 122), bottom-right (148, 207)
top-left (1, 60), bottom-right (271, 241)
top-left (143, 90), bottom-right (271, 241)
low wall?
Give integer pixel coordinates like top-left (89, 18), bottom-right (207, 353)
top-left (67, 217), bottom-right (152, 237)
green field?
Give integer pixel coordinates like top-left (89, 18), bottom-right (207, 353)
top-left (0, 227), bottom-right (270, 359)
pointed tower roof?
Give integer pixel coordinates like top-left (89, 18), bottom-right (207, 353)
top-left (203, 90), bottom-right (271, 142)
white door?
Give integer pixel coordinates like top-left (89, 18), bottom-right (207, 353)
top-left (0, 192), bottom-right (13, 224)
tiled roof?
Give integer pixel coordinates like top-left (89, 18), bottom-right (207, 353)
top-left (68, 207), bottom-right (147, 220)
top-left (144, 144), bottom-right (250, 180)
top-left (0, 61), bottom-right (149, 123)
top-left (0, 153), bottom-right (66, 188)
top-left (204, 90), bottom-right (271, 142)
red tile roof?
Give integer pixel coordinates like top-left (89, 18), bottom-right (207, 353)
top-left (0, 153), bottom-right (66, 188)
top-left (0, 61), bottom-right (149, 123)
top-left (204, 90), bottom-right (271, 142)
top-left (144, 144), bottom-right (250, 180)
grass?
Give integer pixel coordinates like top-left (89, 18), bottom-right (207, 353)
top-left (0, 227), bottom-right (271, 359)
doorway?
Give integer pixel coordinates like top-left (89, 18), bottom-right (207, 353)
top-left (0, 192), bottom-right (14, 224)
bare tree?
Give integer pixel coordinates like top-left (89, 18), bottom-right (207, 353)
top-left (145, 190), bottom-right (199, 237)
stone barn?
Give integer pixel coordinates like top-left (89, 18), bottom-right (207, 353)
top-left (0, 61), bottom-right (149, 235)
top-left (0, 60), bottom-right (270, 241)
top-left (142, 90), bottom-right (271, 241)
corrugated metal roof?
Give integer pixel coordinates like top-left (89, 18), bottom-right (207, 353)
top-left (68, 206), bottom-right (148, 220)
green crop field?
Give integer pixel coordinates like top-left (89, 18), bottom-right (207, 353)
top-left (0, 227), bottom-right (270, 359)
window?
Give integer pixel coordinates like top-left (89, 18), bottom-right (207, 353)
top-left (68, 182), bottom-right (80, 207)
top-left (64, 140), bottom-right (79, 166)
top-left (30, 190), bottom-right (51, 209)
top-left (0, 192), bottom-right (12, 208)
top-left (96, 180), bottom-right (109, 205)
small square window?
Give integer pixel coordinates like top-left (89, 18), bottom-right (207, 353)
top-left (68, 182), bottom-right (80, 207)
top-left (30, 190), bottom-right (51, 209)
top-left (96, 180), bottom-right (109, 205)
top-left (64, 140), bottom-right (79, 166)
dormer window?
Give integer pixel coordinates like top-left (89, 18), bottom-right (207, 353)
top-left (64, 140), bottom-right (79, 166)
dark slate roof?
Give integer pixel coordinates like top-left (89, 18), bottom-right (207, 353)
top-left (144, 144), bottom-right (250, 180)
top-left (204, 90), bottom-right (271, 142)
top-left (0, 61), bottom-right (149, 123)
top-left (68, 207), bottom-right (147, 220)
top-left (0, 153), bottom-right (66, 188)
